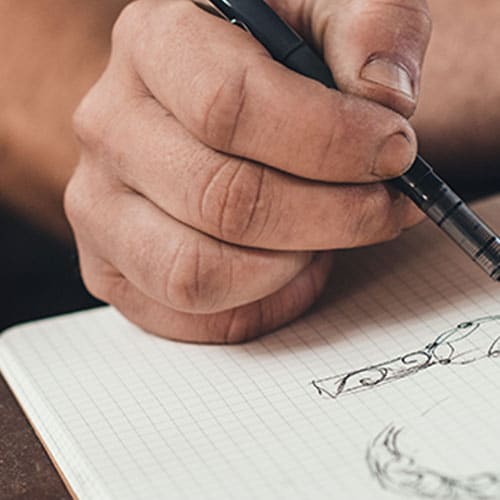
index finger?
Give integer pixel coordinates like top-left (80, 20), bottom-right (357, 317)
top-left (114, 0), bottom-right (417, 183)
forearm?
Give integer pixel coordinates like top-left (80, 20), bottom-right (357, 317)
top-left (414, 0), bottom-right (500, 190)
top-left (0, 0), bottom-right (130, 239)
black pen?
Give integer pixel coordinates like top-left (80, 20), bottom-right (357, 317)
top-left (207, 0), bottom-right (500, 281)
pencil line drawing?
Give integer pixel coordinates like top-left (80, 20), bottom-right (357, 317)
top-left (367, 425), bottom-right (500, 500)
top-left (312, 315), bottom-right (500, 400)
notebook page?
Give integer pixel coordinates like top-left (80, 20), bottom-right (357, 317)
top-left (1, 196), bottom-right (499, 500)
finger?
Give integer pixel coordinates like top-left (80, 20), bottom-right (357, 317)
top-left (279, 0), bottom-right (432, 117)
top-left (111, 0), bottom-right (417, 183)
top-left (77, 250), bottom-right (334, 344)
top-left (64, 166), bottom-right (313, 315)
top-left (98, 97), bottom-right (422, 250)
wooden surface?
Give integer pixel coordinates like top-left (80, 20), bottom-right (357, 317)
top-left (0, 374), bottom-right (70, 500)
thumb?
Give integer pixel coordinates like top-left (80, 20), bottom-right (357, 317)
top-left (267, 0), bottom-right (432, 118)
top-left (320, 0), bottom-right (432, 117)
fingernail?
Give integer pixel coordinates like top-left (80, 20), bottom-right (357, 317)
top-left (373, 132), bottom-right (415, 178)
top-left (361, 56), bottom-right (414, 99)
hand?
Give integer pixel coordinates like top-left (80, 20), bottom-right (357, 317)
top-left (65, 0), bottom-right (431, 343)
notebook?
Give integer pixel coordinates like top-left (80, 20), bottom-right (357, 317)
top-left (1, 195), bottom-right (499, 500)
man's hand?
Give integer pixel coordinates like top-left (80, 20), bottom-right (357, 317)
top-left (65, 0), bottom-right (431, 343)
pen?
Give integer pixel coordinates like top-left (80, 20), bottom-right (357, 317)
top-left (207, 0), bottom-right (500, 281)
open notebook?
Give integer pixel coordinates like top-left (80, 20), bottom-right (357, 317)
top-left (1, 196), bottom-right (499, 500)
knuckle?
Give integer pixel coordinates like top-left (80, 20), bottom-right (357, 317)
top-left (399, 2), bottom-right (432, 46)
top-left (224, 313), bottom-right (256, 344)
top-left (312, 102), bottom-right (346, 180)
top-left (83, 269), bottom-right (126, 307)
top-left (82, 271), bottom-right (108, 303)
top-left (113, 0), bottom-right (195, 58)
top-left (353, 0), bottom-right (432, 52)
top-left (72, 86), bottom-right (108, 151)
top-left (163, 0), bottom-right (198, 27)
top-left (111, 0), bottom-right (148, 49)
top-left (190, 308), bottom-right (261, 345)
top-left (78, 257), bottom-right (112, 304)
top-left (222, 307), bottom-right (264, 345)
top-left (64, 162), bottom-right (115, 234)
top-left (101, 274), bottom-right (130, 308)
top-left (63, 169), bottom-right (87, 228)
top-left (192, 65), bottom-right (249, 150)
top-left (72, 80), bottom-right (123, 161)
top-left (72, 95), bottom-right (94, 147)
top-left (404, 0), bottom-right (432, 29)
top-left (164, 241), bottom-right (227, 313)
top-left (224, 327), bottom-right (249, 344)
top-left (376, 0), bottom-right (432, 42)
top-left (199, 159), bottom-right (272, 244)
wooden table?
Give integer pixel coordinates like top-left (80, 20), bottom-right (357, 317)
top-left (0, 374), bottom-right (70, 499)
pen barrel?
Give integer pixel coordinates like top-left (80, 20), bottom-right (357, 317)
top-left (436, 201), bottom-right (500, 280)
top-left (283, 44), bottom-right (337, 88)
top-left (393, 158), bottom-right (500, 280)
top-left (209, 0), bottom-right (303, 61)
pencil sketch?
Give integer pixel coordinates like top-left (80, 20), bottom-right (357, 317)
top-left (367, 425), bottom-right (500, 499)
top-left (312, 315), bottom-right (500, 400)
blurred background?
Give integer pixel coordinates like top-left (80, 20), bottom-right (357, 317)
top-left (0, 205), bottom-right (101, 331)
top-left (0, 1), bottom-right (129, 331)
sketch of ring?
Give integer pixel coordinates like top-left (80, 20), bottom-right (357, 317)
top-left (367, 425), bottom-right (500, 500)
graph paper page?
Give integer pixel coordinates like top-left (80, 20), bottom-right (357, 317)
top-left (1, 196), bottom-right (499, 500)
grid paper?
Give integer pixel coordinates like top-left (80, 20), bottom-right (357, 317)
top-left (1, 196), bottom-right (500, 500)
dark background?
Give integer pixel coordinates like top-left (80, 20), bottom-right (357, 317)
top-left (0, 206), bottom-right (101, 332)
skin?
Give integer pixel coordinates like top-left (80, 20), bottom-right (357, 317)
top-left (2, 0), bottom-right (500, 342)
